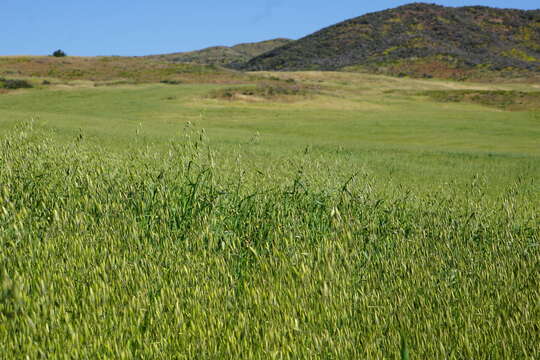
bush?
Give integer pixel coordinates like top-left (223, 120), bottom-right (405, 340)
top-left (52, 49), bottom-right (67, 57)
top-left (0, 78), bottom-right (33, 89)
top-left (160, 79), bottom-right (183, 85)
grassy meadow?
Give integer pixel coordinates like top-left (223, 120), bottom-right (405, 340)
top-left (0, 61), bottom-right (539, 358)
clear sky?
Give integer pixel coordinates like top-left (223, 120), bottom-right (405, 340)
top-left (2, 0), bottom-right (538, 56)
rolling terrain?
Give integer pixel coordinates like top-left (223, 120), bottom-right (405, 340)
top-left (0, 67), bottom-right (538, 358)
top-left (0, 56), bottom-right (244, 85)
top-left (244, 3), bottom-right (540, 79)
top-left (148, 38), bottom-right (292, 67)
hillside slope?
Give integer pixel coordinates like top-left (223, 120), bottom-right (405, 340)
top-left (150, 38), bottom-right (292, 67)
top-left (244, 3), bottom-right (540, 78)
top-left (0, 56), bottom-right (246, 84)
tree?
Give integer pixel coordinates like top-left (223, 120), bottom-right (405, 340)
top-left (52, 49), bottom-right (67, 57)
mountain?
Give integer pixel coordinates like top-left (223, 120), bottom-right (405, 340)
top-left (243, 3), bottom-right (540, 78)
top-left (149, 38), bottom-right (292, 67)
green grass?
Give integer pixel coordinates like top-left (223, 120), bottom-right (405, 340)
top-left (0, 77), bottom-right (538, 155)
top-left (0, 72), bottom-right (539, 358)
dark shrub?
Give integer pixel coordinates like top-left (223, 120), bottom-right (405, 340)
top-left (53, 49), bottom-right (67, 57)
top-left (160, 80), bottom-right (183, 85)
top-left (0, 78), bottom-right (33, 89)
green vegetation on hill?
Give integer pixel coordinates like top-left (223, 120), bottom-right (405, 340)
top-left (149, 38), bottom-right (292, 67)
top-left (244, 3), bottom-right (540, 79)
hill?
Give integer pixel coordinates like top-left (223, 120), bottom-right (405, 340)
top-left (243, 3), bottom-right (540, 79)
top-left (149, 38), bottom-right (292, 67)
top-left (0, 56), bottom-right (247, 85)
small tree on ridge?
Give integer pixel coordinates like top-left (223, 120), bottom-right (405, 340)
top-left (53, 49), bottom-right (67, 57)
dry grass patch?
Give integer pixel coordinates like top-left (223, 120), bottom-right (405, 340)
top-left (421, 90), bottom-right (540, 110)
top-left (209, 82), bottom-right (318, 102)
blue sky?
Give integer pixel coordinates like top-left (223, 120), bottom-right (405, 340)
top-left (2, 0), bottom-right (538, 56)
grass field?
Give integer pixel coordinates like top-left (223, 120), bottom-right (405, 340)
top-left (0, 65), bottom-right (539, 358)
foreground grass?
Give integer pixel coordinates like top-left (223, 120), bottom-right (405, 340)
top-left (0, 123), bottom-right (538, 358)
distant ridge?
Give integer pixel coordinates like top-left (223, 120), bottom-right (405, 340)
top-left (149, 38), bottom-right (292, 67)
top-left (243, 3), bottom-right (540, 78)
